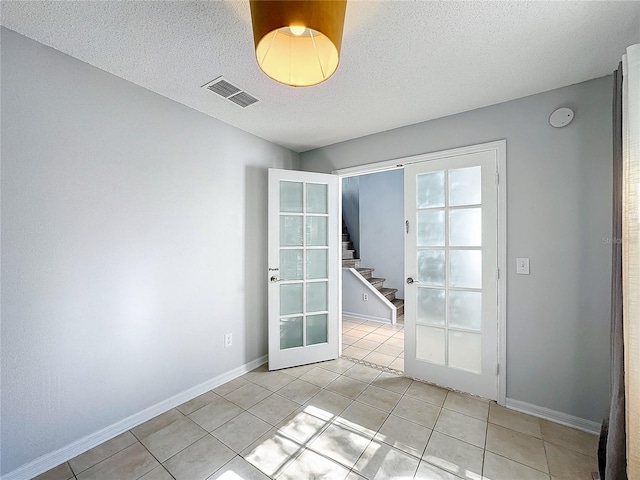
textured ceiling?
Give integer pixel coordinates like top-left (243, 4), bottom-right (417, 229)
top-left (2, 1), bottom-right (639, 152)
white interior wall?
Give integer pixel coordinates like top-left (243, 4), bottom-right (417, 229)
top-left (1, 24), bottom-right (616, 476)
top-left (342, 269), bottom-right (393, 323)
top-left (0, 28), bottom-right (298, 476)
top-left (301, 76), bottom-right (613, 424)
top-left (358, 170), bottom-right (405, 299)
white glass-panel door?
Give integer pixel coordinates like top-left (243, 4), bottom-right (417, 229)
top-left (268, 169), bottom-right (339, 370)
top-left (404, 150), bottom-right (498, 399)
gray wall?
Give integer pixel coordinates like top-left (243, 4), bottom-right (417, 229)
top-left (342, 269), bottom-right (393, 323)
top-left (0, 28), bottom-right (298, 475)
top-left (359, 170), bottom-right (405, 299)
top-left (301, 76), bottom-right (613, 423)
top-left (341, 176), bottom-right (360, 254)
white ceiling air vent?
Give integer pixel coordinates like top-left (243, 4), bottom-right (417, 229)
top-left (227, 91), bottom-right (259, 108)
top-left (202, 77), bottom-right (259, 108)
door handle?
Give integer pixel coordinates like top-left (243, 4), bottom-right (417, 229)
top-left (270, 276), bottom-right (282, 283)
top-left (406, 277), bottom-right (416, 284)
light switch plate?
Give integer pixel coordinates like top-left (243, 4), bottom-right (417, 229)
top-left (516, 257), bottom-right (530, 275)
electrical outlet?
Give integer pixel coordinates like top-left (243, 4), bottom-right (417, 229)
top-left (362, 293), bottom-right (369, 301)
top-left (224, 333), bottom-right (232, 348)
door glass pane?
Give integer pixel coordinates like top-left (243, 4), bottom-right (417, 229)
top-left (306, 216), bottom-right (328, 246)
top-left (280, 283), bottom-right (303, 315)
top-left (280, 216), bottom-right (303, 246)
top-left (417, 210), bottom-right (445, 246)
top-left (449, 291), bottom-right (482, 331)
top-left (306, 281), bottom-right (328, 312)
top-left (280, 317), bottom-right (303, 350)
top-left (307, 314), bottom-right (328, 345)
top-left (417, 250), bottom-right (445, 286)
top-left (280, 249), bottom-right (303, 281)
top-left (306, 249), bottom-right (328, 279)
top-left (450, 208), bottom-right (482, 247)
top-left (417, 171), bottom-right (445, 208)
top-left (417, 288), bottom-right (445, 326)
top-left (307, 184), bottom-right (328, 214)
top-left (449, 250), bottom-right (482, 288)
top-left (280, 181), bottom-right (303, 213)
top-left (449, 166), bottom-right (481, 206)
top-left (416, 326), bottom-right (445, 365)
top-left (448, 330), bottom-right (481, 373)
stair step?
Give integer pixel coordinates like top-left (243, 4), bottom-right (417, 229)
top-left (342, 250), bottom-right (355, 260)
top-left (379, 287), bottom-right (398, 301)
top-left (356, 267), bottom-right (374, 279)
top-left (342, 259), bottom-right (361, 268)
top-left (342, 219), bottom-right (402, 315)
top-left (368, 277), bottom-right (385, 289)
top-left (392, 298), bottom-right (404, 317)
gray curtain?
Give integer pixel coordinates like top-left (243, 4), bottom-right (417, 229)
top-left (603, 62), bottom-right (627, 480)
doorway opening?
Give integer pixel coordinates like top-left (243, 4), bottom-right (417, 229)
top-left (340, 169), bottom-right (406, 372)
top-left (267, 141), bottom-right (505, 402)
top-left (334, 140), bottom-right (506, 402)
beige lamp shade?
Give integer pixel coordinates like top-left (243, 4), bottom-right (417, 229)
top-left (250, 1), bottom-right (347, 87)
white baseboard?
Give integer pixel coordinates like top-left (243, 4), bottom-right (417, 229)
top-left (505, 397), bottom-right (601, 435)
top-left (343, 311), bottom-right (391, 324)
top-left (2, 355), bottom-right (268, 480)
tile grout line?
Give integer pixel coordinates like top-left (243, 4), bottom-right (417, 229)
top-left (189, 378), bottom-right (321, 479)
top-left (342, 322), bottom-right (405, 370)
top-left (335, 398), bottom-right (391, 477)
top-left (67, 436), bottom-right (138, 478)
top-left (255, 364), bottom-right (584, 478)
top-left (133, 419), bottom-right (202, 479)
top-left (481, 408), bottom-right (489, 477)
top-left (337, 367), bottom-right (425, 477)
top-left (486, 449), bottom-right (553, 477)
top-left (71, 438), bottom-right (149, 480)
top-left (64, 354), bottom-right (592, 480)
top-left (266, 396), bottom-right (345, 479)
top-left (294, 361), bottom-right (394, 477)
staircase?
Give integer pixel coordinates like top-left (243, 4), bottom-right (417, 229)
top-left (342, 223), bottom-right (404, 317)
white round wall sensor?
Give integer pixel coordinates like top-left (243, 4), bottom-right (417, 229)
top-left (549, 107), bottom-right (574, 128)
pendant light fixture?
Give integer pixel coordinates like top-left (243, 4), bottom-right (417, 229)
top-left (249, 0), bottom-right (347, 87)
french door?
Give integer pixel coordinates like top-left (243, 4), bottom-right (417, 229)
top-left (268, 169), bottom-right (340, 370)
top-left (404, 150), bottom-right (499, 399)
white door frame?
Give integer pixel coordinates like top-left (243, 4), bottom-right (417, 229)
top-left (332, 140), bottom-right (507, 405)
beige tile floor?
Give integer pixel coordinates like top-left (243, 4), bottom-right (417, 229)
top-left (36, 359), bottom-right (598, 480)
top-left (342, 316), bottom-right (405, 372)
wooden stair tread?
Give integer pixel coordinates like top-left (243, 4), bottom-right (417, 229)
top-left (355, 267), bottom-right (374, 279)
top-left (379, 287), bottom-right (398, 295)
top-left (392, 298), bottom-right (404, 316)
top-left (342, 259), bottom-right (361, 268)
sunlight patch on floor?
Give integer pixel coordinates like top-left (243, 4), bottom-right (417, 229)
top-left (241, 403), bottom-right (475, 480)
